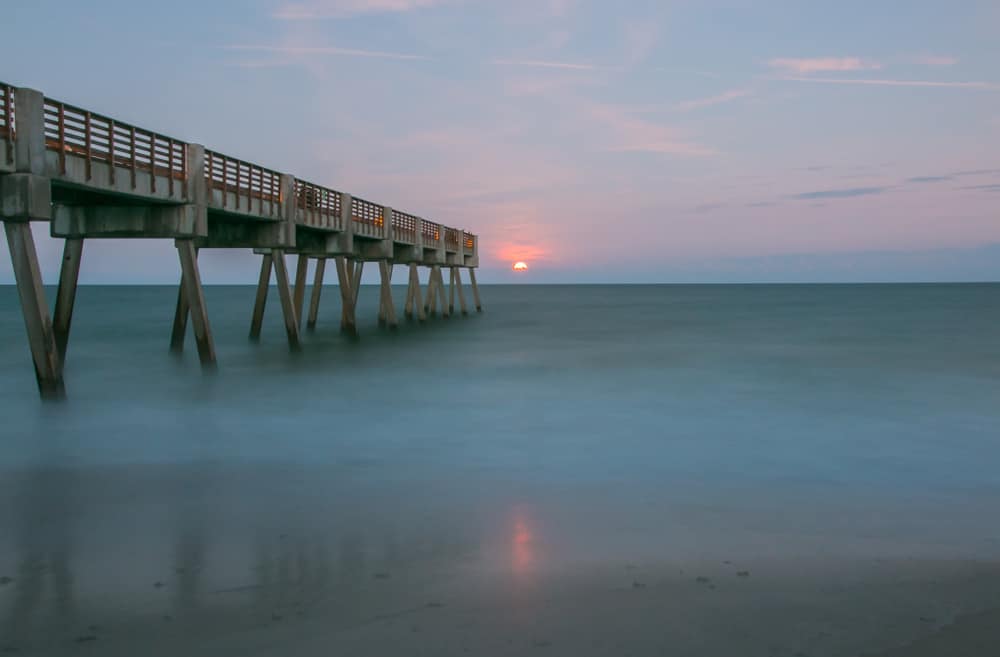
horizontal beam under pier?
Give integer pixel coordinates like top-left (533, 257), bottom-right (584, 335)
top-left (52, 204), bottom-right (206, 238)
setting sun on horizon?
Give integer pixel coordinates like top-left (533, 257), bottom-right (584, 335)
top-left (512, 261), bottom-right (529, 272)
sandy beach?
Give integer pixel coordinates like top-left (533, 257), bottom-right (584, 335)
top-left (2, 461), bottom-right (1000, 656)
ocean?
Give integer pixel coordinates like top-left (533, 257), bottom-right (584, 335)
top-left (1, 283), bottom-right (999, 656)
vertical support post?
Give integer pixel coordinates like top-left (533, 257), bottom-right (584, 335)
top-left (377, 262), bottom-right (387, 325)
top-left (378, 261), bottom-right (397, 328)
top-left (436, 266), bottom-right (450, 318)
top-left (469, 268), bottom-right (483, 312)
top-left (307, 257), bottom-right (326, 331)
top-left (4, 222), bottom-right (64, 399)
top-left (412, 265), bottom-right (426, 321)
top-left (335, 256), bottom-right (357, 335)
top-left (53, 237), bottom-right (84, 365)
top-left (454, 266), bottom-right (468, 316)
top-left (270, 249), bottom-right (301, 351)
top-left (404, 264), bottom-right (416, 319)
top-left (352, 260), bottom-right (364, 308)
top-left (448, 267), bottom-right (456, 315)
top-left (175, 239), bottom-right (216, 367)
top-left (293, 254), bottom-right (309, 327)
top-left (169, 275), bottom-right (189, 354)
top-left (424, 266), bottom-right (437, 316)
top-left (249, 253), bottom-right (273, 341)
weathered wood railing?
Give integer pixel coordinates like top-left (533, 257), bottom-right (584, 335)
top-left (205, 150), bottom-right (282, 215)
top-left (0, 83), bottom-right (13, 164)
top-left (295, 179), bottom-right (342, 230)
top-left (392, 210), bottom-right (419, 244)
top-left (421, 219), bottom-right (441, 247)
top-left (41, 96), bottom-right (187, 192)
top-left (351, 196), bottom-right (384, 238)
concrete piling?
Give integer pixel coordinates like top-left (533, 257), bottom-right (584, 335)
top-left (249, 253), bottom-right (273, 341)
top-left (53, 237), bottom-right (83, 365)
top-left (4, 221), bottom-right (64, 398)
top-left (293, 254), bottom-right (309, 328)
top-left (378, 260), bottom-right (397, 328)
top-left (270, 249), bottom-right (301, 351)
top-left (176, 239), bottom-right (216, 367)
top-left (454, 267), bottom-right (468, 316)
top-left (307, 258), bottom-right (326, 331)
top-left (469, 268), bottom-right (483, 312)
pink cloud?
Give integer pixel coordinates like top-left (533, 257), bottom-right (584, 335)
top-left (223, 44), bottom-right (431, 61)
top-left (674, 89), bottom-right (751, 112)
top-left (912, 54), bottom-right (959, 67)
top-left (586, 104), bottom-right (715, 156)
top-left (274, 0), bottom-right (446, 19)
top-left (492, 58), bottom-right (616, 71)
top-left (768, 57), bottom-right (881, 74)
top-left (780, 76), bottom-right (1000, 89)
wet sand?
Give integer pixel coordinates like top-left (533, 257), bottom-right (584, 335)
top-left (2, 463), bottom-right (999, 656)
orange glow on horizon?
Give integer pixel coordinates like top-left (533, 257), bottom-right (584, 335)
top-left (512, 261), bottom-right (529, 272)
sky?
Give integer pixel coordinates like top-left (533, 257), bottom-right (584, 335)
top-left (1, 0), bottom-right (999, 283)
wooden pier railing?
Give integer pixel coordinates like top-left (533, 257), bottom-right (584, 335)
top-left (205, 149), bottom-right (281, 215)
top-left (42, 96), bottom-right (186, 191)
top-left (392, 210), bottom-right (419, 245)
top-left (295, 179), bottom-right (342, 230)
top-left (0, 83), bottom-right (13, 164)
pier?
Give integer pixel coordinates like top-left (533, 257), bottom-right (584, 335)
top-left (0, 81), bottom-right (481, 399)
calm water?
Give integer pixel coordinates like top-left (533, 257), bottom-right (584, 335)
top-left (1, 283), bottom-right (1000, 654)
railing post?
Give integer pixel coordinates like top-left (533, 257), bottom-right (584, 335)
top-left (13, 88), bottom-right (46, 176)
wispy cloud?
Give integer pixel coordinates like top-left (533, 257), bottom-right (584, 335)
top-left (959, 184), bottom-right (1000, 192)
top-left (907, 175), bottom-right (952, 183)
top-left (779, 77), bottom-right (1000, 90)
top-left (949, 168), bottom-right (1000, 177)
top-left (222, 44), bottom-right (431, 61)
top-left (586, 104), bottom-right (715, 156)
top-left (790, 186), bottom-right (889, 200)
top-left (911, 54), bottom-right (959, 67)
top-left (674, 89), bottom-right (751, 112)
top-left (492, 58), bottom-right (616, 71)
top-left (768, 57), bottom-right (881, 74)
top-left (274, 0), bottom-right (446, 19)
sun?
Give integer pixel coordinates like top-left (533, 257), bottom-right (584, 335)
top-left (512, 261), bottom-right (529, 272)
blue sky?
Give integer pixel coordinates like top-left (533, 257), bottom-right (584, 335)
top-left (2, 0), bottom-right (999, 283)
